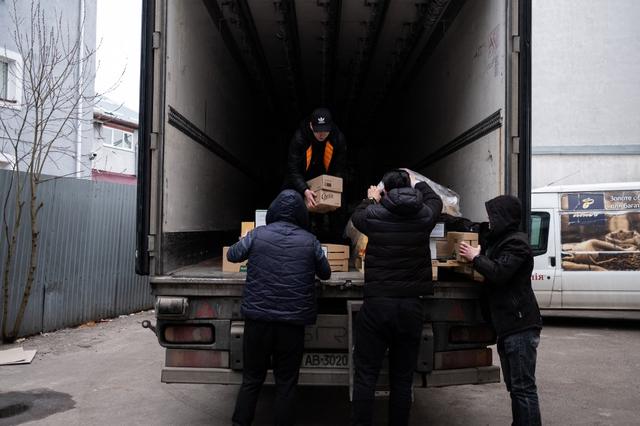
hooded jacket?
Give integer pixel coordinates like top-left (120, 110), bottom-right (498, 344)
top-left (472, 195), bottom-right (542, 338)
top-left (350, 181), bottom-right (443, 298)
top-left (285, 118), bottom-right (347, 195)
top-left (227, 190), bottom-right (331, 325)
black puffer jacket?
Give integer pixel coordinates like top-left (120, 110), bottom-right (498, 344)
top-left (285, 119), bottom-right (347, 195)
top-left (472, 195), bottom-right (542, 338)
top-left (351, 182), bottom-right (443, 298)
top-left (227, 190), bottom-right (331, 325)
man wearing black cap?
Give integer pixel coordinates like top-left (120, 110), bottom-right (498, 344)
top-left (285, 107), bottom-right (347, 241)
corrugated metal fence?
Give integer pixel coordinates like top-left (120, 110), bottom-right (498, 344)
top-left (0, 170), bottom-right (152, 338)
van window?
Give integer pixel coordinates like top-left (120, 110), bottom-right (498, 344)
top-left (530, 212), bottom-right (550, 256)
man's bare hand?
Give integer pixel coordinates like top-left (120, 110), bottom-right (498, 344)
top-left (458, 242), bottom-right (481, 262)
top-left (367, 186), bottom-right (382, 203)
top-left (304, 189), bottom-right (317, 208)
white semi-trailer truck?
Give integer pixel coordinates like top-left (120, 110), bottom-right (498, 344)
top-left (136, 0), bottom-right (533, 393)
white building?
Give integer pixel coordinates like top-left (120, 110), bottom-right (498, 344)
top-left (532, 0), bottom-right (640, 188)
top-left (0, 0), bottom-right (97, 177)
top-left (92, 98), bottom-right (139, 185)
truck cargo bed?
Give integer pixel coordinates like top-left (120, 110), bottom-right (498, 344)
top-left (152, 257), bottom-right (482, 300)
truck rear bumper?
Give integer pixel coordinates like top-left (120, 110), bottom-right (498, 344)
top-left (161, 366), bottom-right (500, 388)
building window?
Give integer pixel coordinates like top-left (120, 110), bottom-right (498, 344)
top-left (0, 48), bottom-right (23, 108)
top-left (103, 127), bottom-right (133, 150)
top-left (0, 60), bottom-right (8, 101)
top-left (530, 212), bottom-right (550, 256)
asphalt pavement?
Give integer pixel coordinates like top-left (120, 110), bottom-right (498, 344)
top-left (1, 311), bottom-right (639, 425)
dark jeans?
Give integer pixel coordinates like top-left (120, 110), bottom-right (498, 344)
top-left (232, 319), bottom-right (305, 426)
top-left (497, 328), bottom-right (542, 426)
top-left (351, 297), bottom-right (424, 426)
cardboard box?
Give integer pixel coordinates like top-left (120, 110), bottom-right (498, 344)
top-left (322, 243), bottom-right (350, 260)
top-left (307, 174), bottom-right (343, 193)
top-left (308, 189), bottom-right (341, 213)
top-left (241, 222), bottom-right (255, 238)
top-left (447, 232), bottom-right (479, 263)
top-left (255, 210), bottom-right (267, 227)
top-left (435, 239), bottom-right (453, 259)
top-left (222, 247), bottom-right (247, 273)
top-left (329, 258), bottom-right (349, 272)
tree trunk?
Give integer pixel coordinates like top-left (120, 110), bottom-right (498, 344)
top-left (1, 178), bottom-right (24, 343)
top-left (9, 177), bottom-right (41, 341)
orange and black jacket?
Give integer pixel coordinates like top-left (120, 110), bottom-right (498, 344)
top-left (285, 121), bottom-right (347, 195)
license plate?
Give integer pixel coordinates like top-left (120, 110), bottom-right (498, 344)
top-left (302, 352), bottom-right (349, 369)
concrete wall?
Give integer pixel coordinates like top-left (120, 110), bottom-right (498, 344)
top-left (388, 0), bottom-right (507, 221)
top-left (532, 0), bottom-right (640, 188)
top-left (0, 0), bottom-right (97, 178)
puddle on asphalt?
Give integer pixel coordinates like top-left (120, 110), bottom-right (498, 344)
top-left (0, 389), bottom-right (74, 425)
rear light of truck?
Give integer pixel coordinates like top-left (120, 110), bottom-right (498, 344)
top-left (156, 297), bottom-right (189, 318)
top-left (164, 325), bottom-right (215, 344)
top-left (434, 348), bottom-right (493, 370)
top-left (449, 325), bottom-right (496, 343)
top-left (165, 349), bottom-right (229, 368)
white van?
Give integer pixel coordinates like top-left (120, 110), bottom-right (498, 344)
top-left (531, 182), bottom-right (640, 310)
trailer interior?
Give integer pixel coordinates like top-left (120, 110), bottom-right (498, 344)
top-left (137, 0), bottom-right (531, 278)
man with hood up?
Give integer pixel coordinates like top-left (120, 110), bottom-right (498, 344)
top-left (227, 190), bottom-right (331, 426)
top-left (285, 107), bottom-right (347, 242)
top-left (459, 195), bottom-right (543, 426)
top-left (349, 169), bottom-right (442, 426)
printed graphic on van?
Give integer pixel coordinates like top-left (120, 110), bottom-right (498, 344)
top-left (560, 191), bottom-right (640, 271)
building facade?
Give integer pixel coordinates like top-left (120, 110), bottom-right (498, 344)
top-left (92, 98), bottom-right (139, 185)
top-left (532, 0), bottom-right (640, 188)
top-left (0, 0), bottom-right (97, 177)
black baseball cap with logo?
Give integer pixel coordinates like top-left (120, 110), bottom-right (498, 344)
top-left (310, 108), bottom-right (333, 132)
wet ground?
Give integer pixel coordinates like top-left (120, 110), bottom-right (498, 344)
top-left (1, 311), bottom-right (640, 425)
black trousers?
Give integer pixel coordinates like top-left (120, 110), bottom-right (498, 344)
top-left (351, 297), bottom-right (424, 426)
top-left (232, 319), bottom-right (305, 426)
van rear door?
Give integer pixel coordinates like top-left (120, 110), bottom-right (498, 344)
top-left (531, 210), bottom-right (560, 308)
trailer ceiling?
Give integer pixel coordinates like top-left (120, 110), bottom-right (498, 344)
top-left (211, 0), bottom-right (465, 136)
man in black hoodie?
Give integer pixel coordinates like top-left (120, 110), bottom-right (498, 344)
top-left (285, 107), bottom-right (347, 241)
top-left (349, 170), bottom-right (442, 426)
top-left (459, 195), bottom-right (543, 426)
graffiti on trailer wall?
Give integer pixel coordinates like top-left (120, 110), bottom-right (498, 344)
top-left (560, 191), bottom-right (640, 271)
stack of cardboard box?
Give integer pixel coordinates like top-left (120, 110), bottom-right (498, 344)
top-left (431, 231), bottom-right (483, 282)
top-left (222, 221), bottom-right (255, 273)
top-left (307, 175), bottom-right (343, 213)
top-left (322, 243), bottom-right (350, 272)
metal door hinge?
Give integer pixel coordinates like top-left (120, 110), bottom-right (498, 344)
top-left (512, 137), bottom-right (520, 154)
top-left (512, 35), bottom-right (521, 53)
top-left (148, 235), bottom-right (156, 252)
top-left (149, 132), bottom-right (159, 151)
top-left (152, 31), bottom-right (161, 49)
